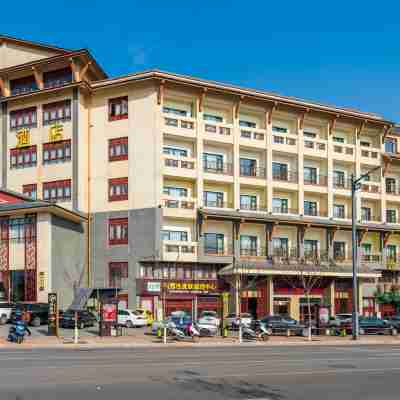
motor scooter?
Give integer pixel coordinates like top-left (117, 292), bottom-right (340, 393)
top-left (241, 322), bottom-right (270, 341)
top-left (8, 320), bottom-right (28, 344)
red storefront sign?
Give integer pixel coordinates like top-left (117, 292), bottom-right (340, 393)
top-left (137, 279), bottom-right (221, 295)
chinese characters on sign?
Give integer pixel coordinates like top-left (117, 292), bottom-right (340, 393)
top-left (16, 128), bottom-right (30, 148)
top-left (165, 281), bottom-right (217, 292)
top-left (49, 124), bottom-right (63, 142)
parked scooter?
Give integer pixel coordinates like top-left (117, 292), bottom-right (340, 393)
top-left (167, 321), bottom-right (200, 342)
top-left (241, 322), bottom-right (270, 341)
top-left (8, 320), bottom-right (30, 344)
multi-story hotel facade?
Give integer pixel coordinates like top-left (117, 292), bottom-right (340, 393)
top-left (1, 35), bottom-right (400, 319)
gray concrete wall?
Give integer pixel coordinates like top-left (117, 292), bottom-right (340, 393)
top-left (51, 215), bottom-right (86, 309)
top-left (91, 207), bottom-right (161, 309)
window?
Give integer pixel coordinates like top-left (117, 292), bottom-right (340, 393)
top-left (360, 141), bottom-right (371, 147)
top-left (8, 218), bottom-right (26, 242)
top-left (361, 207), bottom-right (371, 221)
top-left (386, 178), bottom-right (396, 194)
top-left (272, 162), bottom-right (288, 180)
top-left (203, 113), bottom-right (223, 123)
top-left (385, 138), bottom-right (397, 154)
top-left (43, 68), bottom-right (73, 89)
top-left (203, 153), bottom-right (223, 172)
top-left (272, 198), bottom-right (288, 213)
top-left (303, 131), bottom-right (317, 139)
top-left (42, 100), bottom-right (71, 125)
top-left (333, 171), bottom-right (345, 187)
top-left (10, 146), bottom-right (37, 169)
top-left (10, 107), bottom-right (37, 130)
top-left (204, 233), bottom-right (224, 254)
top-left (304, 201), bottom-right (317, 216)
top-left (163, 187), bottom-right (188, 197)
top-left (239, 120), bottom-right (256, 128)
top-left (333, 204), bottom-right (345, 219)
top-left (109, 178), bottom-right (128, 201)
top-left (240, 235), bottom-right (258, 256)
top-left (240, 194), bottom-right (257, 210)
top-left (109, 262), bottom-right (128, 288)
top-left (333, 136), bottom-right (345, 143)
top-left (272, 126), bottom-right (288, 133)
top-left (304, 240), bottom-right (319, 258)
top-left (43, 180), bottom-right (71, 202)
top-left (163, 146), bottom-right (188, 157)
top-left (387, 245), bottom-right (397, 261)
top-left (163, 106), bottom-right (188, 117)
top-left (10, 76), bottom-right (37, 96)
top-left (333, 242), bottom-right (346, 260)
top-left (304, 167), bottom-right (317, 185)
top-left (43, 140), bottom-right (71, 164)
top-left (161, 230), bottom-right (188, 241)
top-left (109, 218), bottom-right (128, 245)
top-left (204, 191), bottom-right (224, 207)
top-left (387, 209), bottom-right (397, 223)
top-left (109, 137), bottom-right (128, 161)
top-left (272, 238), bottom-right (289, 256)
top-left (108, 96), bottom-right (128, 121)
top-left (22, 184), bottom-right (37, 200)
top-left (240, 158), bottom-right (257, 176)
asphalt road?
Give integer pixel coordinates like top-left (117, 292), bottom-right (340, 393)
top-left (0, 344), bottom-right (399, 400)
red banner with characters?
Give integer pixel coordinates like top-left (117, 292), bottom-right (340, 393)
top-left (102, 304), bottom-right (117, 322)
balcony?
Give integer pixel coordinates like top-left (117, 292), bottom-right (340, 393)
top-left (163, 156), bottom-right (196, 179)
top-left (162, 198), bottom-right (196, 219)
top-left (240, 203), bottom-right (267, 212)
top-left (240, 128), bottom-right (266, 148)
top-left (203, 243), bottom-right (233, 257)
top-left (360, 148), bottom-right (381, 165)
top-left (386, 183), bottom-right (400, 197)
top-left (361, 183), bottom-right (381, 194)
top-left (271, 247), bottom-right (299, 263)
top-left (272, 134), bottom-right (297, 155)
top-left (272, 207), bottom-right (299, 215)
top-left (163, 115), bottom-right (196, 138)
top-left (163, 240), bottom-right (198, 262)
top-left (203, 200), bottom-right (233, 209)
top-left (304, 175), bottom-right (328, 187)
top-left (386, 256), bottom-right (400, 269)
top-left (360, 215), bottom-right (381, 224)
top-left (240, 166), bottom-right (266, 179)
top-left (240, 247), bottom-right (267, 258)
top-left (360, 254), bottom-right (382, 264)
top-left (272, 171), bottom-right (298, 183)
top-left (333, 178), bottom-right (351, 190)
top-left (332, 252), bottom-right (352, 263)
top-left (303, 139), bottom-right (327, 157)
top-left (303, 209), bottom-right (328, 218)
top-left (333, 144), bottom-right (355, 161)
top-left (203, 161), bottom-right (233, 176)
top-left (203, 122), bottom-right (233, 144)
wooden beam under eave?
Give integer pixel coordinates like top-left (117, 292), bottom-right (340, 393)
top-left (0, 77), bottom-right (5, 97)
top-left (70, 58), bottom-right (80, 82)
top-left (328, 115), bottom-right (339, 136)
top-left (157, 80), bottom-right (165, 106)
top-left (199, 88), bottom-right (207, 113)
top-left (356, 120), bottom-right (367, 138)
top-left (267, 102), bottom-right (278, 125)
top-left (234, 95), bottom-right (244, 119)
top-left (31, 66), bottom-right (43, 90)
top-left (79, 61), bottom-right (92, 82)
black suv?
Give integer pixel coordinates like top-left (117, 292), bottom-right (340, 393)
top-left (11, 303), bottom-right (49, 326)
top-left (259, 315), bottom-right (305, 336)
top-left (60, 310), bottom-right (97, 329)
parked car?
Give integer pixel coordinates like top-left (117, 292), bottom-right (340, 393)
top-left (329, 313), bottom-right (353, 327)
top-left (0, 303), bottom-right (13, 324)
top-left (118, 309), bottom-right (147, 328)
top-left (385, 315), bottom-right (400, 329)
top-left (60, 310), bottom-right (97, 329)
top-left (11, 303), bottom-right (49, 326)
top-left (260, 315), bottom-right (305, 336)
top-left (198, 310), bottom-right (220, 327)
top-left (226, 313), bottom-right (253, 329)
top-left (135, 308), bottom-right (153, 326)
top-left (358, 317), bottom-right (394, 335)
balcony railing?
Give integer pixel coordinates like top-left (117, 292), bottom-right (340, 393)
top-left (333, 144), bottom-right (354, 156)
top-left (164, 241), bottom-right (197, 256)
top-left (361, 183), bottom-right (381, 194)
top-left (163, 199), bottom-right (195, 209)
top-left (361, 149), bottom-right (380, 159)
top-left (304, 140), bottom-right (326, 151)
top-left (304, 175), bottom-right (328, 186)
top-left (203, 201), bottom-right (233, 209)
top-left (361, 215), bottom-right (381, 223)
top-left (240, 129), bottom-right (265, 141)
top-left (361, 254), bottom-right (382, 263)
top-left (304, 209), bottom-right (328, 217)
top-left (240, 166), bottom-right (266, 178)
top-left (333, 178), bottom-right (351, 190)
top-left (204, 244), bottom-right (233, 256)
top-left (203, 161), bottom-right (233, 175)
top-left (240, 247), bottom-right (267, 257)
top-left (272, 171), bottom-right (298, 183)
top-left (272, 207), bottom-right (298, 215)
top-left (273, 135), bottom-right (296, 146)
top-left (386, 184), bottom-right (400, 195)
top-left (164, 157), bottom-right (195, 169)
top-left (204, 123), bottom-right (231, 136)
top-left (271, 247), bottom-right (299, 261)
top-left (240, 204), bottom-right (268, 212)
top-left (164, 116), bottom-right (195, 130)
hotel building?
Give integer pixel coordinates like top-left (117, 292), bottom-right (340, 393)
top-left (0, 35), bottom-right (399, 318)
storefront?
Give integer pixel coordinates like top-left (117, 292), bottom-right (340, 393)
top-left (136, 278), bottom-right (224, 320)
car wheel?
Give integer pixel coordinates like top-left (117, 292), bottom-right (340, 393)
top-left (0, 315), bottom-right (7, 325)
top-left (126, 320), bottom-right (134, 328)
top-left (31, 317), bottom-right (41, 327)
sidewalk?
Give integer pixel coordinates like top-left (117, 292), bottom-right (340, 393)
top-left (1, 333), bottom-right (400, 350)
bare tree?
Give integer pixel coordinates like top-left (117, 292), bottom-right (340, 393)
top-left (281, 260), bottom-right (323, 341)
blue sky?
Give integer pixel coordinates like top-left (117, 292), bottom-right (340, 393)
top-left (2, 1), bottom-right (400, 121)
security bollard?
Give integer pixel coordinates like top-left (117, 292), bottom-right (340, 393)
top-left (239, 324), bottom-right (242, 344)
top-left (163, 326), bottom-right (167, 344)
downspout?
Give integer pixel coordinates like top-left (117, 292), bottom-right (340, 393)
top-left (87, 92), bottom-right (92, 288)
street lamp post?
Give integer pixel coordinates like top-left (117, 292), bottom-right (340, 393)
top-left (350, 165), bottom-right (383, 340)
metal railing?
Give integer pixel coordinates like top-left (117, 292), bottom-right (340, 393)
top-left (203, 161), bottom-right (233, 175)
top-left (164, 158), bottom-right (195, 169)
top-left (272, 207), bottom-right (298, 214)
top-left (304, 209), bottom-right (328, 217)
top-left (272, 171), bottom-right (298, 183)
top-left (240, 166), bottom-right (266, 178)
top-left (240, 204), bottom-right (268, 212)
top-left (333, 178), bottom-right (351, 189)
top-left (203, 201), bottom-right (233, 209)
top-left (304, 175), bottom-right (328, 186)
top-left (163, 199), bottom-right (195, 209)
top-left (240, 247), bottom-right (268, 257)
top-left (273, 135), bottom-right (296, 146)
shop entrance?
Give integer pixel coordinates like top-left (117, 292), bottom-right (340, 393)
top-left (248, 298), bottom-right (257, 319)
top-left (299, 298), bottom-right (321, 323)
top-left (10, 270), bottom-right (25, 302)
top-left (273, 298), bottom-right (290, 316)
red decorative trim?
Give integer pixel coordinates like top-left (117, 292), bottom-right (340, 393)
top-left (108, 218), bottom-right (128, 245)
top-left (109, 137), bottom-right (128, 162)
top-left (108, 177), bottom-right (128, 202)
top-left (24, 215), bottom-right (37, 302)
top-left (0, 219), bottom-right (9, 301)
top-left (108, 96), bottom-right (128, 121)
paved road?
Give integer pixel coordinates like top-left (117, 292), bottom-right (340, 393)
top-left (0, 344), bottom-right (399, 400)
